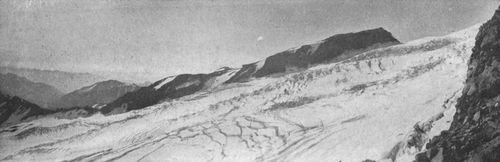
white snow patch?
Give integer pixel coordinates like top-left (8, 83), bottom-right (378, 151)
top-left (175, 79), bottom-right (201, 90)
top-left (203, 70), bottom-right (238, 90)
top-left (80, 84), bottom-right (97, 93)
top-left (255, 60), bottom-right (265, 71)
top-left (154, 76), bottom-right (176, 90)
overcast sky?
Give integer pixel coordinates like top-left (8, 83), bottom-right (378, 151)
top-left (1, 0), bottom-right (498, 82)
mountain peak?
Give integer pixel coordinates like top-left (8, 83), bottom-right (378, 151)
top-left (226, 28), bottom-right (400, 83)
top-left (323, 27), bottom-right (400, 44)
top-left (49, 80), bottom-right (140, 109)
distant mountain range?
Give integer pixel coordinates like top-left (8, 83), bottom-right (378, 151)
top-left (0, 66), bottom-right (105, 93)
top-left (0, 78), bottom-right (136, 126)
top-left (0, 71), bottom-right (140, 111)
top-left (50, 80), bottom-right (140, 109)
top-left (0, 73), bottom-right (63, 108)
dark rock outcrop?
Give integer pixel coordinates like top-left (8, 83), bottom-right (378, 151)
top-left (50, 80), bottom-right (139, 109)
top-left (100, 69), bottom-right (232, 114)
top-left (416, 6), bottom-right (500, 162)
top-left (226, 28), bottom-right (400, 83)
top-left (0, 73), bottom-right (63, 108)
top-left (0, 91), bottom-right (98, 127)
top-left (0, 92), bottom-right (53, 127)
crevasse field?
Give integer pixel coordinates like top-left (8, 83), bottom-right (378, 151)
top-left (0, 25), bottom-right (479, 162)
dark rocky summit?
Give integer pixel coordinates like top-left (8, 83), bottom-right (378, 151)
top-left (226, 28), bottom-right (400, 83)
top-left (416, 6), bottom-right (500, 162)
top-left (49, 80), bottom-right (139, 108)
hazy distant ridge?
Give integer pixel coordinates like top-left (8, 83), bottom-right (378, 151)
top-left (0, 73), bottom-right (63, 108)
top-left (0, 66), bottom-right (105, 93)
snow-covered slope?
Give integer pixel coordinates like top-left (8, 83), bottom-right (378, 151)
top-left (0, 25), bottom-right (479, 162)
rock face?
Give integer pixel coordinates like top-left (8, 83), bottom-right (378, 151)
top-left (226, 28), bottom-right (400, 83)
top-left (0, 91), bottom-right (99, 127)
top-left (416, 7), bottom-right (500, 162)
top-left (0, 92), bottom-right (53, 127)
top-left (49, 80), bottom-right (139, 109)
top-left (0, 73), bottom-right (63, 108)
top-left (100, 68), bottom-right (236, 114)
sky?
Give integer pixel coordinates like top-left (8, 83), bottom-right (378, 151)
top-left (1, 0), bottom-right (498, 82)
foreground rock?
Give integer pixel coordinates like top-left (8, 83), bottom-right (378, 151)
top-left (416, 6), bottom-right (500, 162)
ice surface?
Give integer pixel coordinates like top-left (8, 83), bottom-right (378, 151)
top-left (0, 25), bottom-right (480, 162)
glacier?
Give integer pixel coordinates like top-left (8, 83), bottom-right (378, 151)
top-left (0, 25), bottom-right (480, 162)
